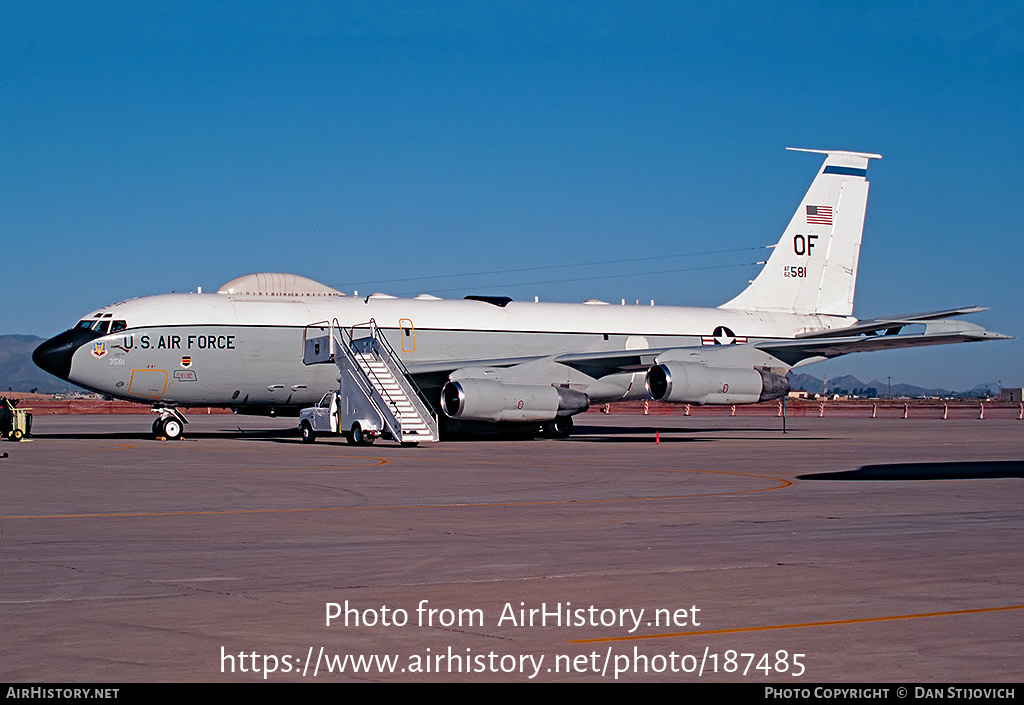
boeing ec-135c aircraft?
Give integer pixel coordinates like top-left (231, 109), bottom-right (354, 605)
top-left (33, 148), bottom-right (1006, 441)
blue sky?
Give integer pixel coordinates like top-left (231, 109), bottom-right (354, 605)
top-left (2, 2), bottom-right (1021, 389)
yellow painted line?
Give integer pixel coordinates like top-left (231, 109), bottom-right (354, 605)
top-left (570, 604), bottom-right (1024, 644)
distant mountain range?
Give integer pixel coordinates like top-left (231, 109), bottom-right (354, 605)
top-left (786, 372), bottom-right (996, 399)
top-left (0, 335), bottom-right (82, 394)
top-left (0, 334), bottom-right (1000, 398)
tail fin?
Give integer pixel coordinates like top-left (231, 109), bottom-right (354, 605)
top-left (720, 148), bottom-right (882, 317)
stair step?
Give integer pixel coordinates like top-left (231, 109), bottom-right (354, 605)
top-left (334, 332), bottom-right (438, 443)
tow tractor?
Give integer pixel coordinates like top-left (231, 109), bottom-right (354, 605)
top-left (1, 397), bottom-right (33, 441)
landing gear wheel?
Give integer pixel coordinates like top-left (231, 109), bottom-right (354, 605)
top-left (301, 422), bottom-right (316, 444)
top-left (161, 417), bottom-right (183, 441)
top-left (152, 417), bottom-right (162, 437)
top-left (543, 416), bottom-right (573, 439)
top-left (350, 422), bottom-right (375, 446)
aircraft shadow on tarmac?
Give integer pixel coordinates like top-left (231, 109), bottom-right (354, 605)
top-left (427, 425), bottom-right (797, 443)
top-left (799, 460), bottom-right (1024, 481)
top-left (574, 425), bottom-right (781, 435)
top-left (568, 425), bottom-right (831, 444)
top-left (30, 429), bottom-right (296, 441)
top-left (231, 428), bottom-right (719, 444)
top-left (26, 425), bottom-right (814, 445)
top-left (227, 425), bottom-right (753, 444)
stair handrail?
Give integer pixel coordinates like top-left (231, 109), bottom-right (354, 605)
top-left (330, 318), bottom-right (405, 437)
top-left (342, 319), bottom-right (437, 426)
top-left (365, 319), bottom-right (438, 425)
top-left (346, 320), bottom-right (408, 419)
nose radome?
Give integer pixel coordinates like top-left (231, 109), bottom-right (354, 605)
top-left (33, 328), bottom-right (100, 381)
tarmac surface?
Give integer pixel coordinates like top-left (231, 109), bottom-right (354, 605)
top-left (1, 412), bottom-right (1022, 682)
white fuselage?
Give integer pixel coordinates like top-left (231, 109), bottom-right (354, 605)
top-left (62, 291), bottom-right (852, 412)
top-left (39, 149), bottom-right (884, 416)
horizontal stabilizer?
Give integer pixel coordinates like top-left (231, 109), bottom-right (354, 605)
top-left (796, 307), bottom-right (989, 339)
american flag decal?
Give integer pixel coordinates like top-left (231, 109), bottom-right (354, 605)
top-left (806, 205), bottom-right (833, 225)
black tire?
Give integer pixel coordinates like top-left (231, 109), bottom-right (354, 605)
top-left (151, 417), bottom-right (162, 437)
top-left (351, 423), bottom-right (374, 446)
top-left (543, 416), bottom-right (573, 439)
top-left (12, 428), bottom-right (23, 441)
top-left (161, 417), bottom-right (183, 441)
top-left (301, 422), bottom-right (316, 444)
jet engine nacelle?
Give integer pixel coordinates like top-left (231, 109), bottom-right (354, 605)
top-left (645, 363), bottom-right (790, 405)
top-left (441, 379), bottom-right (590, 423)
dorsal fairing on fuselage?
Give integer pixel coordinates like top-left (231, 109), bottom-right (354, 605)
top-left (720, 148), bottom-right (882, 317)
top-left (217, 272), bottom-right (344, 297)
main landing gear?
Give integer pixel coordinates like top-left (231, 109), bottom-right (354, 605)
top-left (541, 416), bottom-right (573, 439)
top-left (152, 408), bottom-right (188, 440)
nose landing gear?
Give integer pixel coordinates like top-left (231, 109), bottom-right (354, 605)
top-left (152, 408), bottom-right (187, 440)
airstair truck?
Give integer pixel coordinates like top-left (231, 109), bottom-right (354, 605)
top-left (299, 320), bottom-right (438, 446)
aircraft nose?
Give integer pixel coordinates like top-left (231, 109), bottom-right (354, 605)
top-left (33, 328), bottom-right (99, 381)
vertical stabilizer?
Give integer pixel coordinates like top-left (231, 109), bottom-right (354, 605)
top-left (720, 148), bottom-right (882, 316)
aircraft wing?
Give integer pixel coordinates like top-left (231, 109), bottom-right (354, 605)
top-left (407, 308), bottom-right (1008, 381)
top-left (408, 354), bottom-right (552, 376)
top-left (562, 317), bottom-right (1008, 373)
top-left (411, 344), bottom-right (795, 382)
top-left (759, 315), bottom-right (1009, 366)
top-left (406, 349), bottom-right (667, 380)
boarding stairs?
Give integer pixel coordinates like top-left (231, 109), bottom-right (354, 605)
top-left (303, 319), bottom-right (439, 444)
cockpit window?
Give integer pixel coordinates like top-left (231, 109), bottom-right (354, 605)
top-left (76, 319), bottom-right (123, 333)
